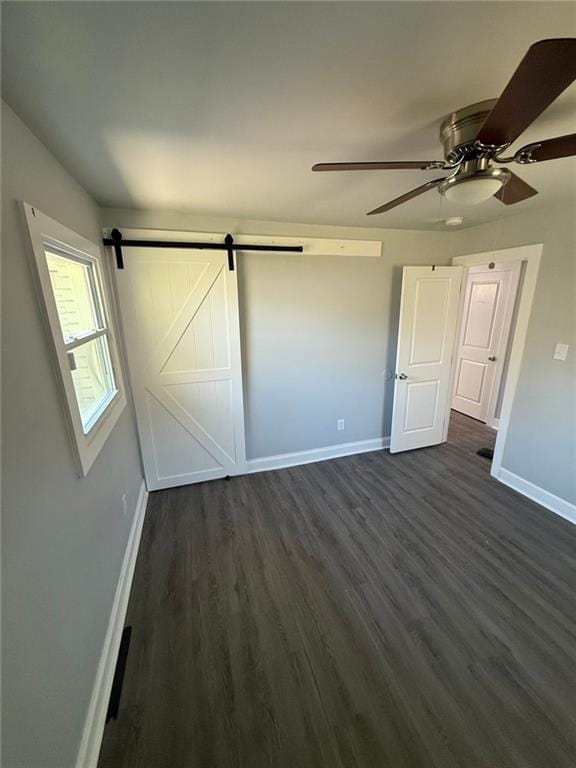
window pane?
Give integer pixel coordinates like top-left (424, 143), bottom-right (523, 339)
top-left (46, 251), bottom-right (101, 342)
top-left (70, 336), bottom-right (116, 432)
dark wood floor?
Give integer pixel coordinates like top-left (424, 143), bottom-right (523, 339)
top-left (99, 412), bottom-right (576, 768)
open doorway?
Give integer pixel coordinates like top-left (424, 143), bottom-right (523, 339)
top-left (388, 243), bottom-right (541, 484)
top-left (447, 259), bottom-right (523, 466)
top-left (448, 244), bottom-right (542, 479)
top-left (452, 261), bottom-right (523, 428)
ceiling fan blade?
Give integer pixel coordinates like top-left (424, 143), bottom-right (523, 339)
top-left (494, 171), bottom-right (538, 205)
top-left (515, 133), bottom-right (576, 163)
top-left (476, 38), bottom-right (576, 148)
top-left (367, 178), bottom-right (445, 215)
top-left (312, 161), bottom-right (445, 171)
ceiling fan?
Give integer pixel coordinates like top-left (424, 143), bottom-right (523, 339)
top-left (312, 38), bottom-right (576, 215)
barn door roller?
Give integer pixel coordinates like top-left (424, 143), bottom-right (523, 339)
top-left (103, 229), bottom-right (304, 270)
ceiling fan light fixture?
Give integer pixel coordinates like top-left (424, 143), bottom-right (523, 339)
top-left (444, 177), bottom-right (503, 205)
top-left (439, 167), bottom-right (511, 205)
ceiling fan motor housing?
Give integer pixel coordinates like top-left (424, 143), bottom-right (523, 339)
top-left (439, 99), bottom-right (499, 163)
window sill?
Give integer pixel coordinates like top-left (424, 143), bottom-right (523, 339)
top-left (76, 389), bottom-right (127, 476)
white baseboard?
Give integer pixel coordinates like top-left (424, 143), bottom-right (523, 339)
top-left (245, 436), bottom-right (389, 474)
top-left (497, 468), bottom-right (576, 526)
top-left (76, 480), bottom-right (148, 768)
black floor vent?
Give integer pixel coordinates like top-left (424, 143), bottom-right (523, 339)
top-left (477, 447), bottom-right (494, 460)
top-left (106, 626), bottom-right (132, 722)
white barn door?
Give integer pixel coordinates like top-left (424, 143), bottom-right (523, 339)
top-left (116, 247), bottom-right (246, 490)
top-left (390, 266), bottom-right (463, 454)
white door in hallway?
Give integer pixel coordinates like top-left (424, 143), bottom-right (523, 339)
top-left (115, 246), bottom-right (246, 490)
top-left (390, 266), bottom-right (463, 454)
top-left (452, 263), bottom-right (520, 424)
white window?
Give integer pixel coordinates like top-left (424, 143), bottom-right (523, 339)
top-left (23, 203), bottom-right (127, 475)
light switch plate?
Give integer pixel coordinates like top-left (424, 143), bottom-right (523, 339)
top-left (553, 343), bottom-right (569, 361)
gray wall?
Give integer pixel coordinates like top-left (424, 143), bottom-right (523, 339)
top-left (2, 104), bottom-right (144, 768)
top-left (101, 204), bottom-right (576, 505)
top-left (452, 200), bottom-right (576, 504)
top-left (101, 208), bottom-right (451, 458)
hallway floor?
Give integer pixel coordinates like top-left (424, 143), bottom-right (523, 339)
top-left (99, 412), bottom-right (576, 768)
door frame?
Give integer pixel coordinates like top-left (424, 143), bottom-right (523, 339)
top-left (449, 244), bottom-right (543, 480)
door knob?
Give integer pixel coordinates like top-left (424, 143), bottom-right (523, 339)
top-left (488, 356), bottom-right (496, 362)
top-left (397, 373), bottom-right (408, 380)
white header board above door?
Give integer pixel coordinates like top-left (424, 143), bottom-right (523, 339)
top-left (104, 229), bottom-right (382, 259)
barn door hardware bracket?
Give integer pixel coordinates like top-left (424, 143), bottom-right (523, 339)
top-left (225, 234), bottom-right (235, 271)
top-left (102, 229), bottom-right (304, 270)
top-left (109, 228), bottom-right (124, 269)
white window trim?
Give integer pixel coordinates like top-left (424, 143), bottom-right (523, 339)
top-left (23, 203), bottom-right (127, 476)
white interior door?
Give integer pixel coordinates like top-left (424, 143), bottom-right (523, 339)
top-left (452, 263), bottom-right (520, 423)
top-left (115, 247), bottom-right (246, 490)
top-left (390, 266), bottom-right (463, 454)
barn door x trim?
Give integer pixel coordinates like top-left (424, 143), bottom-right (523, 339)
top-left (112, 242), bottom-right (247, 490)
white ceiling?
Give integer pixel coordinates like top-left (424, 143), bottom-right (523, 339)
top-left (2, 2), bottom-right (575, 230)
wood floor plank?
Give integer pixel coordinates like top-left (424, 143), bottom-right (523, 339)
top-left (99, 412), bottom-right (576, 768)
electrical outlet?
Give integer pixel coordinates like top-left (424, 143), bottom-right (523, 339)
top-left (337, 418), bottom-right (345, 431)
top-left (553, 343), bottom-right (569, 361)
top-left (121, 493), bottom-right (128, 516)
